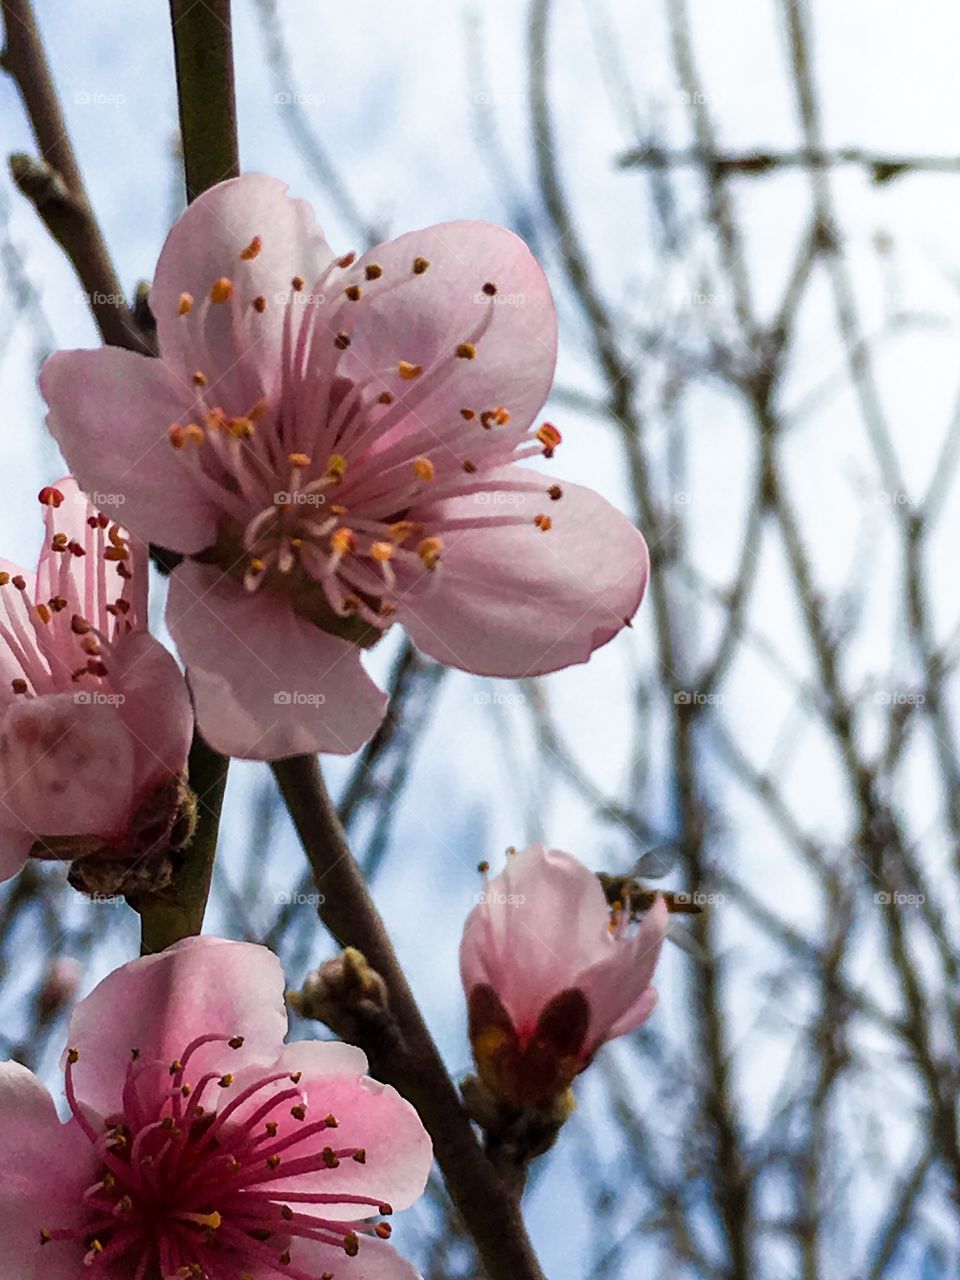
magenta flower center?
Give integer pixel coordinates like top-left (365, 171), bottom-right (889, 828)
top-left (44, 1033), bottom-right (392, 1279)
top-left (169, 246), bottom-right (564, 642)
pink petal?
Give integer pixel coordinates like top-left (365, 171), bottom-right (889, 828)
top-left (0, 1063), bottom-right (96, 1279)
top-left (578, 895), bottom-right (668, 1050)
top-left (166, 560), bottom-right (388, 759)
top-left (40, 348), bottom-right (217, 553)
top-left (150, 173), bottom-right (334, 404)
top-left (65, 936), bottom-right (288, 1117)
top-left (0, 693), bottom-right (137, 839)
top-left (341, 220), bottom-right (557, 438)
top-left (460, 845), bottom-right (613, 1036)
top-left (289, 1235), bottom-right (422, 1280)
top-left (397, 467), bottom-right (648, 677)
top-left (109, 631), bottom-right (193, 786)
top-left (258, 1041), bottom-right (433, 1215)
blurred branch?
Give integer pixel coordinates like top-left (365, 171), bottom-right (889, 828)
top-left (0, 0), bottom-right (150, 351)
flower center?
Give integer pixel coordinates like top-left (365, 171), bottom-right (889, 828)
top-left (42, 1034), bottom-right (393, 1279)
top-left (167, 242), bottom-right (564, 644)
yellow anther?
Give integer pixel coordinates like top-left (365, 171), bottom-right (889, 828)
top-left (178, 292), bottom-right (194, 316)
top-left (331, 528), bottom-right (355, 556)
top-left (288, 452), bottom-right (311, 469)
top-left (228, 417), bottom-right (255, 439)
top-left (397, 360), bottom-right (422, 380)
top-left (388, 520), bottom-right (423, 544)
top-left (326, 453), bottom-right (348, 480)
top-left (533, 514), bottom-right (553, 531)
top-left (192, 371), bottom-right (207, 386)
top-left (365, 263), bottom-right (383, 280)
top-left (291, 275), bottom-right (305, 292)
top-left (412, 256), bottom-right (431, 274)
top-left (536, 422), bottom-right (562, 457)
top-left (345, 284), bottom-right (362, 301)
top-left (412, 457), bottom-right (435, 482)
top-left (252, 295), bottom-right (268, 313)
top-left (240, 235), bottom-right (263, 260)
top-left (370, 541), bottom-right (394, 563)
top-left (210, 277), bottom-right (234, 304)
top-left (455, 342), bottom-right (477, 359)
top-left (417, 537), bottom-right (444, 570)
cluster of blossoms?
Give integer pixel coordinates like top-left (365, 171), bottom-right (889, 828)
top-left (0, 174), bottom-right (667, 1278)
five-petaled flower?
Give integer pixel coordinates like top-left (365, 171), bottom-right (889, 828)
top-left (41, 174), bottom-right (649, 760)
top-left (0, 936), bottom-right (432, 1279)
top-left (0, 478), bottom-right (192, 883)
top-left (460, 844), bottom-right (667, 1106)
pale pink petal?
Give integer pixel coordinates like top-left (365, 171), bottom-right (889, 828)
top-left (40, 348), bottom-right (216, 553)
top-left (0, 693), bottom-right (136, 839)
top-left (460, 846), bottom-right (612, 1035)
top-left (151, 173), bottom-right (333, 404)
top-left (66, 936), bottom-right (288, 1116)
top-left (109, 631), bottom-right (193, 786)
top-left (258, 1041), bottom-right (433, 1215)
top-left (0, 1063), bottom-right (96, 1279)
top-left (397, 468), bottom-right (648, 677)
top-left (341, 221), bottom-right (557, 439)
top-left (578, 895), bottom-right (668, 1050)
top-left (290, 1235), bottom-right (422, 1280)
top-left (166, 560), bottom-right (388, 759)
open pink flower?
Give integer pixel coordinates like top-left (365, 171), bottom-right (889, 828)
top-left (41, 174), bottom-right (648, 760)
top-left (460, 845), bottom-right (667, 1106)
top-left (0, 936), bottom-right (431, 1279)
top-left (0, 479), bottom-right (192, 883)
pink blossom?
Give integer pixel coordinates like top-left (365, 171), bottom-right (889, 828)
top-left (460, 844), bottom-right (667, 1106)
top-left (0, 479), bottom-right (192, 883)
top-left (41, 174), bottom-right (649, 760)
top-left (0, 935), bottom-right (432, 1279)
